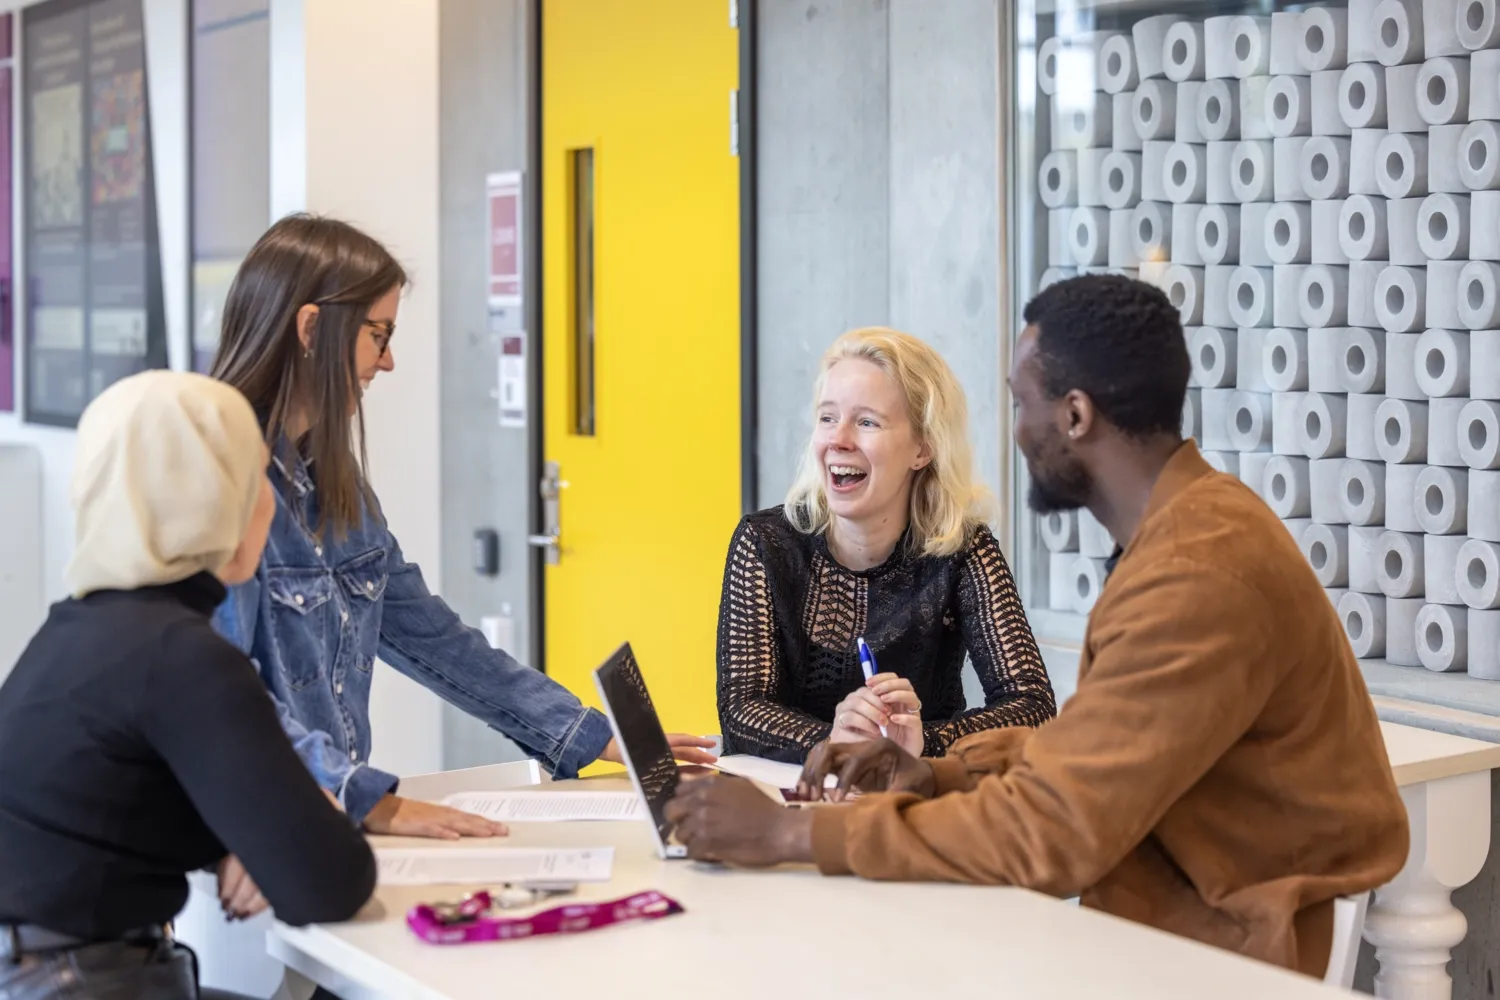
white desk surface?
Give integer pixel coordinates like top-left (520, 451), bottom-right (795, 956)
top-left (274, 778), bottom-right (1354, 1000)
top-left (1380, 720), bottom-right (1500, 787)
top-left (271, 722), bottom-right (1500, 1000)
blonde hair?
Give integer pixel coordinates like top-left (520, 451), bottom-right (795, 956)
top-left (784, 327), bottom-right (989, 558)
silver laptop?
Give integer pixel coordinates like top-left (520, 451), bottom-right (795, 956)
top-left (592, 643), bottom-right (689, 859)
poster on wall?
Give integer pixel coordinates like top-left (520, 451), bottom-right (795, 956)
top-left (23, 0), bottom-right (163, 427)
top-left (0, 20), bottom-right (15, 413)
top-left (487, 171), bottom-right (525, 428)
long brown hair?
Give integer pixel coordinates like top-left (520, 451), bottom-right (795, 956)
top-left (210, 214), bottom-right (408, 535)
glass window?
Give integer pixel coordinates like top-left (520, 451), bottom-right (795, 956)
top-left (22, 0), bottom-right (165, 427)
top-left (190, 0), bottom-right (268, 371)
top-left (1009, 1), bottom-right (1500, 695)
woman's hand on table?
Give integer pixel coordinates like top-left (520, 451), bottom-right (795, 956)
top-left (362, 794), bottom-right (508, 839)
top-left (601, 733), bottom-right (719, 766)
top-left (830, 674), bottom-right (923, 757)
top-left (664, 775), bottom-right (813, 867)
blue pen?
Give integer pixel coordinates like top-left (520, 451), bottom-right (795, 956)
top-left (856, 637), bottom-right (887, 738)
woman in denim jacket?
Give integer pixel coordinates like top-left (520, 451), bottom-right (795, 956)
top-left (210, 215), bottom-right (715, 838)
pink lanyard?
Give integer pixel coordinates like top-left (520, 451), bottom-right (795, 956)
top-left (407, 890), bottom-right (683, 945)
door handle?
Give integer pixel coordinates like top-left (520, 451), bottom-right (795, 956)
top-left (526, 534), bottom-right (561, 565)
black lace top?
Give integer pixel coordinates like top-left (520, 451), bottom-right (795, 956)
top-left (716, 507), bottom-right (1056, 763)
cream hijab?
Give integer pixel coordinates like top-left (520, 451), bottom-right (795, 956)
top-left (65, 370), bottom-right (267, 598)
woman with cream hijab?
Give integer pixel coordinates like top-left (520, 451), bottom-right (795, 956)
top-left (0, 371), bottom-right (374, 1000)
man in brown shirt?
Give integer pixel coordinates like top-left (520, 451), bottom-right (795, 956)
top-left (668, 274), bottom-right (1409, 977)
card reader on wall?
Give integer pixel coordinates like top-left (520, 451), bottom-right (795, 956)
top-left (473, 529), bottom-right (500, 576)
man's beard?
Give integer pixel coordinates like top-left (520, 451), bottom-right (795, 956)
top-left (1025, 437), bottom-right (1092, 513)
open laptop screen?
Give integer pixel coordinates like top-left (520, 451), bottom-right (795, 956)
top-left (593, 644), bottom-right (680, 849)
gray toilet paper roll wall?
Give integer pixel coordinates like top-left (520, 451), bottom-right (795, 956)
top-left (1265, 203), bottom-right (1312, 264)
top-left (1377, 530), bottom-right (1426, 597)
top-left (1195, 205), bottom-right (1240, 264)
top-left (1418, 192), bottom-right (1471, 260)
top-left (1460, 399), bottom-right (1500, 469)
top-left (1387, 596), bottom-right (1425, 665)
top-left (1339, 63), bottom-right (1388, 128)
top-left (1099, 34), bottom-right (1140, 94)
top-left (1196, 80), bottom-right (1241, 141)
top-left (1228, 390), bottom-right (1274, 451)
top-left (1067, 556), bottom-right (1109, 616)
top-left (1417, 55), bottom-right (1471, 126)
top-left (1264, 328), bottom-right (1309, 392)
top-left (1377, 396), bottom-right (1429, 463)
top-left (1414, 328), bottom-right (1470, 398)
top-left (1377, 132), bottom-right (1429, 200)
top-left (1163, 20), bottom-right (1207, 83)
top-left (1267, 74), bottom-right (1313, 136)
top-left (1339, 591), bottom-right (1387, 658)
top-left (1264, 454), bottom-right (1312, 517)
top-left (1459, 0), bottom-right (1500, 51)
top-left (1374, 265), bottom-right (1426, 332)
top-left (1471, 609), bottom-right (1500, 678)
top-left (1298, 266), bottom-right (1349, 327)
top-left (1132, 14), bottom-right (1184, 81)
top-left (1040, 510), bottom-right (1080, 553)
top-left (1100, 151), bottom-right (1143, 210)
top-left (1302, 523), bottom-right (1350, 586)
top-left (1458, 537), bottom-right (1500, 609)
top-left (1416, 602), bottom-right (1468, 672)
top-left (1301, 392), bottom-right (1349, 459)
top-left (1460, 121), bottom-right (1500, 191)
top-left (1339, 329), bottom-right (1386, 394)
top-left (1372, 0), bottom-right (1425, 67)
top-left (1458, 261), bottom-right (1500, 329)
top-left (1298, 7), bottom-right (1348, 72)
top-left (1337, 195), bottom-right (1388, 261)
top-left (1340, 459), bottom-right (1387, 524)
top-left (1132, 79), bottom-right (1177, 141)
top-left (1416, 465), bottom-right (1470, 534)
top-left (1229, 266), bottom-right (1275, 327)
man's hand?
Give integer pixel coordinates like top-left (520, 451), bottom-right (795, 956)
top-left (663, 775), bottom-right (813, 866)
top-left (601, 733), bottom-right (719, 766)
top-left (798, 737), bottom-right (936, 803)
top-left (362, 794), bottom-right (508, 839)
top-left (217, 855), bottom-right (267, 921)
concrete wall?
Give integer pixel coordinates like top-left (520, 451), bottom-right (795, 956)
top-left (756, 0), bottom-right (1001, 512)
top-left (436, 0), bottom-right (531, 770)
top-left (277, 0), bottom-right (447, 778)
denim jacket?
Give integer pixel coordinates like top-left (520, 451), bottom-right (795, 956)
top-left (211, 446), bottom-right (613, 822)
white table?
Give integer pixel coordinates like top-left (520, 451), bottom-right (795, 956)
top-left (1366, 721), bottom-right (1500, 1000)
top-left (269, 791), bottom-right (1357, 999)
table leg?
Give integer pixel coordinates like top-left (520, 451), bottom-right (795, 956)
top-left (1363, 772), bottom-right (1491, 1000)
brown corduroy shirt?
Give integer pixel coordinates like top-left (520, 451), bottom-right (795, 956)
top-left (810, 443), bottom-right (1409, 977)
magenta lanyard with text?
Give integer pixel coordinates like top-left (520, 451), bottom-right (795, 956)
top-left (406, 890), bottom-right (684, 945)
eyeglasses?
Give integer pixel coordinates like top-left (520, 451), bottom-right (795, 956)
top-left (363, 319), bottom-right (396, 359)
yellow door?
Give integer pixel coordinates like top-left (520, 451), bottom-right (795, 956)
top-left (541, 0), bottom-right (740, 735)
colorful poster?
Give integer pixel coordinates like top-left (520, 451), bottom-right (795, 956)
top-left (23, 0), bottom-right (162, 426)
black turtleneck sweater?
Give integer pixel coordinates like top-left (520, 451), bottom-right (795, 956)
top-left (0, 572), bottom-right (375, 939)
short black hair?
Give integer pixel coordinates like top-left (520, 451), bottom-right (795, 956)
top-left (1022, 274), bottom-right (1189, 438)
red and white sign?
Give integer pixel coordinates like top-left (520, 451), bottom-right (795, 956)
top-left (487, 171), bottom-right (522, 308)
